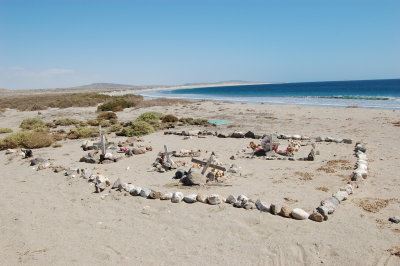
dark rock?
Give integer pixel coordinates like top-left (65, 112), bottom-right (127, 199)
top-left (174, 169), bottom-right (186, 179)
top-left (217, 133), bottom-right (227, 138)
top-left (389, 217), bottom-right (400, 223)
top-left (244, 131), bottom-right (256, 139)
top-left (30, 157), bottom-right (46, 166)
top-left (80, 156), bottom-right (98, 164)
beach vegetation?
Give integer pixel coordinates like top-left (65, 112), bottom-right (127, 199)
top-left (117, 121), bottom-right (155, 137)
top-left (0, 128), bottom-right (13, 134)
top-left (54, 118), bottom-right (82, 126)
top-left (162, 114), bottom-right (178, 123)
top-left (67, 127), bottom-right (98, 139)
top-left (20, 118), bottom-right (47, 130)
top-left (97, 111), bottom-right (118, 120)
top-left (0, 131), bottom-right (54, 149)
top-left (86, 119), bottom-right (111, 127)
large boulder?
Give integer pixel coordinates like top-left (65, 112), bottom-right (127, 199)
top-left (180, 170), bottom-right (205, 186)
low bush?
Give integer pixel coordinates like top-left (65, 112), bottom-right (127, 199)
top-left (97, 112), bottom-right (118, 120)
top-left (20, 118), bottom-right (46, 130)
top-left (179, 117), bottom-right (210, 126)
top-left (136, 112), bottom-right (164, 123)
top-left (86, 119), bottom-right (111, 127)
top-left (118, 121), bottom-right (155, 137)
top-left (0, 131), bottom-right (54, 149)
top-left (108, 123), bottom-right (123, 132)
top-left (0, 128), bottom-right (13, 134)
top-left (97, 99), bottom-right (134, 112)
top-left (54, 118), bottom-right (82, 126)
top-left (67, 127), bottom-right (98, 139)
top-left (162, 114), bottom-right (178, 123)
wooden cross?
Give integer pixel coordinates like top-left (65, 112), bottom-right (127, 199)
top-left (162, 145), bottom-right (176, 164)
top-left (191, 154), bottom-right (226, 175)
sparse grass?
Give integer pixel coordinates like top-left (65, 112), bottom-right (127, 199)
top-left (392, 121), bottom-right (400, 127)
top-left (0, 131), bottom-right (54, 149)
top-left (295, 171), bottom-right (314, 181)
top-left (0, 128), bottom-right (13, 134)
top-left (316, 186), bottom-right (329, 192)
top-left (67, 127), bottom-right (98, 139)
top-left (54, 118), bottom-right (82, 126)
top-left (20, 118), bottom-right (46, 130)
top-left (134, 98), bottom-right (191, 109)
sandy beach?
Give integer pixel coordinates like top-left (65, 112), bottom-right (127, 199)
top-left (0, 98), bottom-right (399, 266)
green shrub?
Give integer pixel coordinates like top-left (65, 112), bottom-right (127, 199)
top-left (20, 118), bottom-right (46, 130)
top-left (179, 117), bottom-right (210, 126)
top-left (97, 99), bottom-right (134, 112)
top-left (162, 114), bottom-right (178, 123)
top-left (108, 123), bottom-right (123, 132)
top-left (86, 119), bottom-right (111, 127)
top-left (136, 112), bottom-right (164, 123)
top-left (118, 121), bottom-right (155, 137)
top-left (54, 118), bottom-right (82, 126)
top-left (97, 112), bottom-right (118, 120)
top-left (0, 131), bottom-right (54, 149)
top-left (67, 127), bottom-right (98, 139)
top-left (0, 128), bottom-right (13, 134)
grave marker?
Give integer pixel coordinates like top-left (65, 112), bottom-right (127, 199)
top-left (191, 154), bottom-right (226, 175)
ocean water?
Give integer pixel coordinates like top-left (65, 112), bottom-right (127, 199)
top-left (138, 79), bottom-right (400, 109)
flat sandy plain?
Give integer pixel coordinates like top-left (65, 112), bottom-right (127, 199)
top-left (0, 97), bottom-right (399, 265)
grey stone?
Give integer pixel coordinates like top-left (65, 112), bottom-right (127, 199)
top-left (233, 201), bottom-right (243, 208)
top-left (171, 192), bottom-right (184, 203)
top-left (316, 206), bottom-right (329, 221)
top-left (270, 204), bottom-right (280, 215)
top-left (243, 202), bottom-right (256, 210)
top-left (111, 178), bottom-right (122, 189)
top-left (183, 194), bottom-right (197, 203)
top-left (226, 195), bottom-right (237, 204)
top-left (140, 188), bottom-right (151, 198)
top-left (343, 139), bottom-right (353, 144)
top-left (389, 217), bottom-right (400, 223)
top-left (255, 200), bottom-right (269, 212)
top-left (231, 131), bottom-right (244, 138)
top-left (207, 194), bottom-right (222, 205)
top-left (30, 157), bottom-right (46, 166)
top-left (181, 170), bottom-right (205, 186)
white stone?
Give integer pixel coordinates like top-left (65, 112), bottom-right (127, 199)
top-left (140, 188), bottom-right (151, 198)
top-left (292, 134), bottom-right (301, 140)
top-left (160, 192), bottom-right (173, 200)
top-left (333, 191), bottom-right (348, 202)
top-left (171, 192), bottom-right (184, 203)
top-left (237, 195), bottom-right (249, 202)
top-left (95, 175), bottom-right (110, 185)
top-left (255, 199), bottom-right (270, 212)
top-left (207, 194), bottom-right (222, 205)
top-left (183, 194), bottom-right (197, 203)
top-left (131, 187), bottom-right (142, 196)
top-left (291, 208), bottom-right (309, 220)
top-left (340, 184), bottom-right (354, 195)
top-left (124, 184), bottom-right (135, 193)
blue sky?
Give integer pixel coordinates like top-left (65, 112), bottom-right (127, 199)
top-left (0, 0), bottom-right (399, 89)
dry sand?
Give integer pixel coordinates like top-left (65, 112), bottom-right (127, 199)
top-left (0, 100), bottom-right (399, 265)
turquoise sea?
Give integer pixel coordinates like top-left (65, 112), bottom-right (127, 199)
top-left (138, 79), bottom-right (400, 109)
